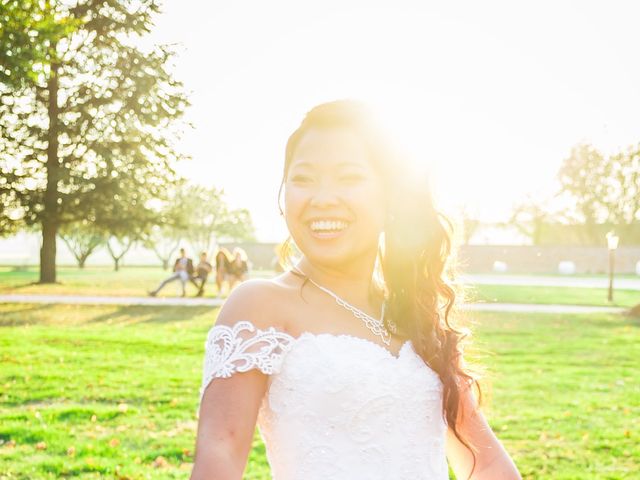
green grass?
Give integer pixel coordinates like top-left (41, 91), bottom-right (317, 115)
top-left (0, 266), bottom-right (272, 298)
top-left (464, 311), bottom-right (639, 478)
top-left (468, 284), bottom-right (639, 308)
top-left (1, 267), bottom-right (639, 310)
top-left (0, 304), bottom-right (638, 479)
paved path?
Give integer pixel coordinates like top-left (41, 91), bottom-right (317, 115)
top-left (0, 294), bottom-right (629, 314)
top-left (0, 294), bottom-right (225, 307)
top-left (459, 274), bottom-right (640, 290)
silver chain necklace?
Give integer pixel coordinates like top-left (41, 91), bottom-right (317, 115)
top-left (292, 267), bottom-right (392, 346)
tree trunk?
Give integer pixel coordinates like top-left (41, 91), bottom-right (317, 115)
top-left (114, 258), bottom-right (120, 271)
top-left (40, 59), bottom-right (60, 284)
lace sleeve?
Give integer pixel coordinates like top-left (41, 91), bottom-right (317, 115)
top-left (200, 320), bottom-right (295, 402)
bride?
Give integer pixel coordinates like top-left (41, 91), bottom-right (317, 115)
top-left (190, 100), bottom-right (522, 479)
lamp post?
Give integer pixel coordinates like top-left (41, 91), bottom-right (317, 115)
top-left (606, 231), bottom-right (619, 302)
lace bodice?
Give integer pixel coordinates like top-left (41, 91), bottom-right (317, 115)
top-left (200, 320), bottom-right (448, 480)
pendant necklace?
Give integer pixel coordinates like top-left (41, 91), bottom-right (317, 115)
top-left (291, 266), bottom-right (392, 346)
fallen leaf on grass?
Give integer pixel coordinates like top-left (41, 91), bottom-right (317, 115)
top-left (153, 456), bottom-right (169, 468)
top-left (35, 441), bottom-right (47, 450)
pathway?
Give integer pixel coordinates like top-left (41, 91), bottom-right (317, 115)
top-left (0, 294), bottom-right (629, 314)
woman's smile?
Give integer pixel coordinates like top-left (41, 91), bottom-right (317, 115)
top-left (283, 127), bottom-right (386, 268)
top-left (307, 218), bottom-right (351, 239)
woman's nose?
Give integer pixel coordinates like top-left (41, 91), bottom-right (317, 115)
top-left (309, 185), bottom-right (341, 208)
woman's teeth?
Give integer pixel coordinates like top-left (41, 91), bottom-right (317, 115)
top-left (310, 220), bottom-right (348, 232)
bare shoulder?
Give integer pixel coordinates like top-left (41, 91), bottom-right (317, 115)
top-left (215, 277), bottom-right (296, 331)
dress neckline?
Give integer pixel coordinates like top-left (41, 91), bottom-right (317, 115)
top-left (292, 331), bottom-right (413, 361)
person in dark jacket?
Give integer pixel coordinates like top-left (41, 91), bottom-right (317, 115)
top-left (227, 247), bottom-right (249, 290)
top-left (149, 248), bottom-right (194, 297)
top-left (191, 251), bottom-right (213, 297)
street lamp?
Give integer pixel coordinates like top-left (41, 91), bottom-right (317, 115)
top-left (606, 231), bottom-right (619, 302)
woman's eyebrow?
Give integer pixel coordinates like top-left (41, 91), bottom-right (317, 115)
top-left (289, 160), bottom-right (367, 170)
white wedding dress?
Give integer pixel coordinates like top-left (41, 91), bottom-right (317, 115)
top-left (200, 320), bottom-right (449, 479)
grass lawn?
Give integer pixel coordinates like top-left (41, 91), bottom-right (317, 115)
top-left (468, 284), bottom-right (639, 308)
top-left (0, 304), bottom-right (638, 479)
top-left (0, 266), bottom-right (273, 298)
top-left (1, 267), bottom-right (638, 309)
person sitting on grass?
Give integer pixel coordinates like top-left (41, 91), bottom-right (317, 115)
top-left (191, 251), bottom-right (213, 297)
top-left (149, 248), bottom-right (194, 297)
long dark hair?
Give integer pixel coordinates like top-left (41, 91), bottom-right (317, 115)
top-left (278, 100), bottom-right (481, 475)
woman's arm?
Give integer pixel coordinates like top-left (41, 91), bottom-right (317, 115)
top-left (445, 383), bottom-right (522, 480)
top-left (190, 280), bottom-right (285, 480)
top-left (191, 368), bottom-right (269, 479)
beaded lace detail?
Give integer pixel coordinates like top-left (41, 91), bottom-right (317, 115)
top-left (200, 320), bottom-right (295, 401)
top-left (199, 320), bottom-right (448, 480)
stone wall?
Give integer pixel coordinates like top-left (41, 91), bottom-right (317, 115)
top-left (223, 243), bottom-right (640, 275)
top-left (457, 245), bottom-right (640, 274)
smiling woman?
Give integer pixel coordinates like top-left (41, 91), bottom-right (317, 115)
top-left (190, 100), bottom-right (522, 480)
top-left (283, 126), bottom-right (387, 268)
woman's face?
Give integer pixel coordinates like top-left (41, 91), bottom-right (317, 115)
top-left (284, 128), bottom-right (386, 269)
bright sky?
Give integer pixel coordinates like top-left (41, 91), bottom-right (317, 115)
top-left (148, 0), bottom-right (640, 242)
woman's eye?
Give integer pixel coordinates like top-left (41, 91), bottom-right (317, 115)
top-left (290, 175), bottom-right (313, 183)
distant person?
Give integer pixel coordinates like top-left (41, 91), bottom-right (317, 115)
top-left (227, 247), bottom-right (249, 290)
top-left (149, 248), bottom-right (194, 297)
top-left (191, 251), bottom-right (213, 297)
top-left (214, 248), bottom-right (232, 297)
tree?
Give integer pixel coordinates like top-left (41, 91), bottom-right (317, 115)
top-left (507, 194), bottom-right (558, 246)
top-left (183, 186), bottom-right (256, 257)
top-left (558, 143), bottom-right (640, 245)
top-left (557, 144), bottom-right (610, 244)
top-left (453, 203), bottom-right (480, 245)
top-left (140, 183), bottom-right (255, 268)
top-left (144, 224), bottom-right (182, 270)
top-left (141, 180), bottom-right (192, 269)
top-left (604, 145), bottom-right (640, 233)
top-left (0, 0), bottom-right (188, 283)
top-left (59, 221), bottom-right (105, 268)
top-left (0, 189), bottom-right (21, 237)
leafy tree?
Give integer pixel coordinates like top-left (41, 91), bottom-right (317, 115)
top-left (59, 221), bottom-right (105, 268)
top-left (183, 186), bottom-right (256, 258)
top-left (0, 0), bottom-right (188, 283)
top-left (558, 143), bottom-right (640, 245)
top-left (0, 189), bottom-right (21, 237)
top-left (604, 145), bottom-right (640, 227)
top-left (140, 180), bottom-right (192, 269)
top-left (106, 236), bottom-right (135, 271)
top-left (144, 224), bottom-right (182, 270)
top-left (220, 207), bottom-right (256, 243)
top-left (507, 194), bottom-right (558, 246)
top-left (557, 144), bottom-right (610, 244)
top-left (454, 203), bottom-right (480, 245)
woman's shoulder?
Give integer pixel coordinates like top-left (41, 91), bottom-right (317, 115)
top-left (215, 275), bottom-right (299, 332)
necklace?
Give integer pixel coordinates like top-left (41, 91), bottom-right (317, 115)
top-left (291, 267), bottom-right (392, 346)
